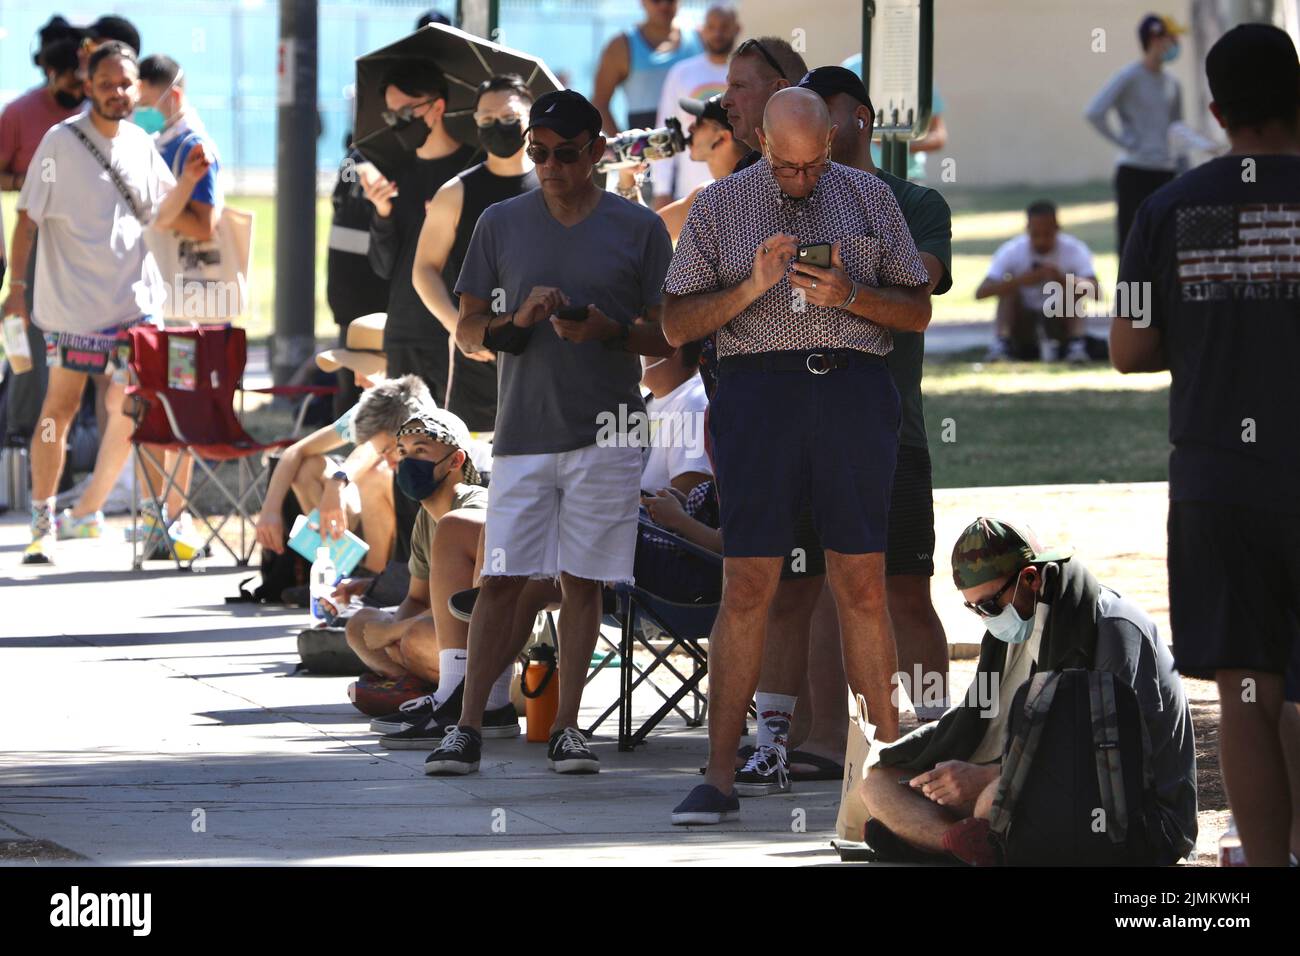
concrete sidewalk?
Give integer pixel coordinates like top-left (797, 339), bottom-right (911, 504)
top-left (0, 515), bottom-right (842, 866)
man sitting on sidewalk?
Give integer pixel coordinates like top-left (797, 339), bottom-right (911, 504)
top-left (975, 201), bottom-right (1100, 363)
top-left (255, 327), bottom-right (429, 577)
top-left (344, 407), bottom-right (495, 708)
top-left (861, 518), bottom-right (1197, 866)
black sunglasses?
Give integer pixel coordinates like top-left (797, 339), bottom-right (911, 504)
top-left (737, 38), bottom-right (784, 78)
top-left (963, 570), bottom-right (1023, 618)
top-left (525, 136), bottom-right (594, 165)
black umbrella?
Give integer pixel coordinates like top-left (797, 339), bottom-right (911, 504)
top-left (354, 23), bottom-right (563, 178)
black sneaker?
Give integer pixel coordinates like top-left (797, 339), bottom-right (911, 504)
top-left (448, 587), bottom-right (478, 623)
top-left (671, 784), bottom-right (740, 825)
top-left (369, 694), bottom-right (435, 735)
top-left (424, 725), bottom-right (481, 775)
top-left (734, 743), bottom-right (791, 797)
top-left (546, 727), bottom-right (600, 774)
top-left (482, 701), bottom-right (521, 739)
top-left (379, 682), bottom-right (464, 750)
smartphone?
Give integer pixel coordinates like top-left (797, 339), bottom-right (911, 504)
top-left (797, 242), bottom-right (832, 269)
top-left (556, 305), bottom-right (589, 322)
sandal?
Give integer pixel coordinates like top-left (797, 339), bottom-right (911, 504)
top-left (788, 749), bottom-right (844, 781)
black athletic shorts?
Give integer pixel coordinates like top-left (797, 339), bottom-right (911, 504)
top-left (885, 443), bottom-right (936, 577)
top-left (1167, 500), bottom-right (1300, 681)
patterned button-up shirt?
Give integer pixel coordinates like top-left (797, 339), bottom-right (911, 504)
top-left (663, 159), bottom-right (930, 357)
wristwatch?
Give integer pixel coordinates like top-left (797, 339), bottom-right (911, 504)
top-left (328, 469), bottom-right (350, 486)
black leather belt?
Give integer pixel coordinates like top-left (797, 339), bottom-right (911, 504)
top-left (718, 348), bottom-right (885, 375)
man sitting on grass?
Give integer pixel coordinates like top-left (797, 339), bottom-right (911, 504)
top-left (861, 518), bottom-right (1197, 866)
top-left (254, 324), bottom-right (428, 578)
top-left (975, 201), bottom-right (1101, 363)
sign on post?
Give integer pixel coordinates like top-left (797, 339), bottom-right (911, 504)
top-left (862, 0), bottom-right (933, 139)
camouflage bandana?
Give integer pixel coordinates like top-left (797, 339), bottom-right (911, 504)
top-left (950, 517), bottom-right (1073, 590)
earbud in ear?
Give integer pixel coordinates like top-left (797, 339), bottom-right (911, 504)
top-left (857, 118), bottom-right (865, 130)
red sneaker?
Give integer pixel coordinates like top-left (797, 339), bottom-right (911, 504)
top-left (348, 673), bottom-right (436, 717)
top-left (941, 817), bottom-right (1000, 866)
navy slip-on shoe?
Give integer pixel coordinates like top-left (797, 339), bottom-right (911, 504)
top-left (671, 784), bottom-right (740, 825)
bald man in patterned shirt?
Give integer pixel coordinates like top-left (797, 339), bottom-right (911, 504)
top-left (663, 88), bottom-right (932, 824)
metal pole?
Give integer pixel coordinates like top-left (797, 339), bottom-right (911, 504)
top-left (272, 0), bottom-right (318, 387)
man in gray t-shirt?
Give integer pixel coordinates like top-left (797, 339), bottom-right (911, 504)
top-left (424, 90), bottom-right (673, 777)
top-left (1084, 14), bottom-right (1215, 253)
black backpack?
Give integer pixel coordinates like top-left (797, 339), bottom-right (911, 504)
top-left (988, 668), bottom-right (1164, 866)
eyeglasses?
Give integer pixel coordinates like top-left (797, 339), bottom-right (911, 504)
top-left (381, 98), bottom-right (437, 127)
top-left (765, 145), bottom-right (831, 180)
top-left (525, 136), bottom-right (594, 165)
top-left (737, 38), bottom-right (784, 78)
top-left (962, 571), bottom-right (1022, 618)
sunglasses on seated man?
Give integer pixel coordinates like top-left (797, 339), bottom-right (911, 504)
top-left (962, 569), bottom-right (1026, 618)
top-left (525, 135), bottom-right (595, 165)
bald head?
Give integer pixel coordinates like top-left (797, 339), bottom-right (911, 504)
top-left (762, 87), bottom-right (832, 152)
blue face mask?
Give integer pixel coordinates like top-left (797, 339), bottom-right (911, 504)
top-left (396, 451), bottom-right (454, 502)
top-left (133, 107), bottom-right (165, 135)
top-left (985, 573), bottom-right (1036, 644)
top-left (1162, 42), bottom-right (1180, 63)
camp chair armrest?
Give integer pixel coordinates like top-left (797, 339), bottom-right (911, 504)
top-left (637, 516), bottom-right (723, 567)
top-left (246, 385), bottom-right (339, 398)
top-left (125, 386), bottom-right (192, 444)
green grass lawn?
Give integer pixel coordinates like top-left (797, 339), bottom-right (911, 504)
top-left (923, 350), bottom-right (1171, 488)
top-left (3, 178), bottom-right (1121, 341)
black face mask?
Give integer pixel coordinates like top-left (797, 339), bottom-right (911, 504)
top-left (396, 451), bottom-right (455, 502)
top-left (479, 120), bottom-right (524, 158)
top-left (390, 115), bottom-right (430, 153)
top-left (54, 89), bottom-right (85, 109)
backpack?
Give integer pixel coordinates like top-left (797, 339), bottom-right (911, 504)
top-left (987, 668), bottom-right (1163, 866)
top-left (227, 482), bottom-right (310, 605)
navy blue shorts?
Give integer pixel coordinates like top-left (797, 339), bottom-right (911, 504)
top-left (709, 352), bottom-right (900, 559)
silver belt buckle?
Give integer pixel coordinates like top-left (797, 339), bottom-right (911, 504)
top-left (806, 352), bottom-right (831, 375)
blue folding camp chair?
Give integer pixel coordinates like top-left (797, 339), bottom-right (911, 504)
top-left (584, 516), bottom-right (725, 751)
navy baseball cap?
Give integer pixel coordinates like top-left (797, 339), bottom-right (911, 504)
top-left (527, 89), bottom-right (602, 140)
top-left (1138, 13), bottom-right (1184, 48)
top-left (680, 93), bottom-right (731, 130)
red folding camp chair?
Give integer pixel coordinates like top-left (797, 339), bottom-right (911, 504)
top-left (124, 325), bottom-right (297, 570)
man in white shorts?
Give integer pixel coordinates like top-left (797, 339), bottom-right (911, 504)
top-left (422, 89), bottom-right (674, 776)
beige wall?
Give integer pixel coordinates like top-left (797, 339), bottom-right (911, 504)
top-left (738, 0), bottom-right (1212, 186)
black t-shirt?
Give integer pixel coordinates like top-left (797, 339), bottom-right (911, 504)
top-left (1119, 153), bottom-right (1300, 513)
top-left (371, 143), bottom-right (477, 347)
top-left (443, 162), bottom-right (540, 302)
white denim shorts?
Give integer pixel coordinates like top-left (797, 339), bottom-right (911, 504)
top-left (482, 442), bottom-right (641, 584)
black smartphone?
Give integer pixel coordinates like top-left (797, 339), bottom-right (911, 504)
top-left (797, 242), bottom-right (832, 269)
top-left (556, 304), bottom-right (589, 322)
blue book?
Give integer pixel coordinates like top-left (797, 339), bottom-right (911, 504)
top-left (287, 510), bottom-right (369, 578)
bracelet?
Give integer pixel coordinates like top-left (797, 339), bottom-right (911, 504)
top-left (839, 282), bottom-right (858, 309)
top-left (10, 278), bottom-right (27, 288)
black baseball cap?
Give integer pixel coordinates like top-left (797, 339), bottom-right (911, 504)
top-left (1206, 23), bottom-right (1300, 126)
top-left (797, 65), bottom-right (874, 115)
top-left (680, 93), bottom-right (731, 130)
top-left (527, 89), bottom-right (603, 140)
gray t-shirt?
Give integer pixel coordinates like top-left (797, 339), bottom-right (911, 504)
top-left (1084, 61), bottom-right (1183, 172)
top-left (455, 189), bottom-right (673, 455)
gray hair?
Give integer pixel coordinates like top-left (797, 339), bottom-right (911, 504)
top-left (352, 375), bottom-right (433, 444)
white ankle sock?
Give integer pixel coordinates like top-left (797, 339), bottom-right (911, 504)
top-left (433, 649), bottom-right (468, 708)
top-left (755, 693), bottom-right (796, 751)
top-left (486, 664), bottom-right (515, 710)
